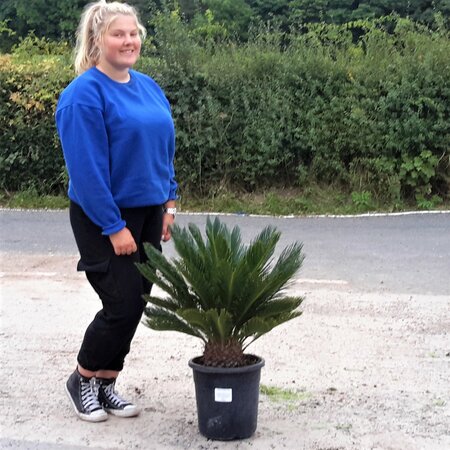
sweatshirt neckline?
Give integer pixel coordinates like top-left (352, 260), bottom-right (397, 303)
top-left (92, 67), bottom-right (134, 86)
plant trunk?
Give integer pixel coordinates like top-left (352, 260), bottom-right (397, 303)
top-left (202, 340), bottom-right (246, 368)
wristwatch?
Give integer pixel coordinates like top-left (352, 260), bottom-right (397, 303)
top-left (164, 207), bottom-right (177, 217)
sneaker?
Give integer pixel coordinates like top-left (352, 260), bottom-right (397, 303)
top-left (65, 369), bottom-right (108, 422)
top-left (97, 378), bottom-right (140, 418)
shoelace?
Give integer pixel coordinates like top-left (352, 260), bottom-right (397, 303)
top-left (80, 378), bottom-right (102, 412)
top-left (102, 382), bottom-right (129, 408)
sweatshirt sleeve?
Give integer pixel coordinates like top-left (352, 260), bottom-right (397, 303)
top-left (168, 131), bottom-right (178, 201)
top-left (160, 91), bottom-right (177, 201)
top-left (56, 104), bottom-right (126, 235)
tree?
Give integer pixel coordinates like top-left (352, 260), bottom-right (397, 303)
top-left (0, 0), bottom-right (88, 47)
top-left (201, 0), bottom-right (254, 39)
top-left (288, 0), bottom-right (331, 23)
top-left (0, 0), bottom-right (447, 52)
top-left (0, 18), bottom-right (16, 52)
top-left (246, 0), bottom-right (290, 22)
top-left (178, 0), bottom-right (203, 20)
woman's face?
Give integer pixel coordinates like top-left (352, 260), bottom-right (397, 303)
top-left (98, 14), bottom-right (141, 73)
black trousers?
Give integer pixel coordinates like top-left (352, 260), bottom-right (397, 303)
top-left (69, 201), bottom-right (163, 372)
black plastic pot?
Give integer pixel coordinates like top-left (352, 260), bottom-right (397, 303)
top-left (188, 355), bottom-right (265, 440)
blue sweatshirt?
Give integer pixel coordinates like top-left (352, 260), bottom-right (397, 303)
top-left (56, 67), bottom-right (177, 235)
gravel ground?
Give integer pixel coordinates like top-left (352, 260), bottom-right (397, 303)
top-left (0, 254), bottom-right (449, 449)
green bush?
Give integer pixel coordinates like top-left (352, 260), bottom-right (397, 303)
top-left (0, 46), bottom-right (72, 194)
top-left (0, 14), bottom-right (449, 207)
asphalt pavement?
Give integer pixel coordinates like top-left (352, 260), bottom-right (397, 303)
top-left (0, 209), bottom-right (449, 295)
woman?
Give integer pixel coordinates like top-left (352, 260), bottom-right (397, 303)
top-left (55, 0), bottom-right (177, 422)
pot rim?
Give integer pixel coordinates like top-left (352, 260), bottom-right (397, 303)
top-left (188, 354), bottom-right (265, 374)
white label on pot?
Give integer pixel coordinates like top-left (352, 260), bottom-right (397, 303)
top-left (215, 388), bottom-right (232, 403)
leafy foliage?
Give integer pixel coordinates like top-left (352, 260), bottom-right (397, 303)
top-left (136, 217), bottom-right (305, 367)
top-left (1, 0), bottom-right (449, 51)
top-left (0, 47), bottom-right (72, 194)
top-left (399, 150), bottom-right (441, 203)
top-left (141, 13), bottom-right (449, 203)
top-left (0, 0), bottom-right (90, 50)
top-left (1, 14), bottom-right (448, 208)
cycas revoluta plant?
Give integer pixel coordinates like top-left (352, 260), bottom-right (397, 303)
top-left (136, 217), bottom-right (305, 368)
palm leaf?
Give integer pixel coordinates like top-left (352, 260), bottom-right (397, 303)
top-left (138, 217), bottom-right (306, 365)
top-left (142, 294), bottom-right (180, 311)
top-left (187, 223), bottom-right (207, 253)
top-left (143, 306), bottom-right (206, 342)
top-left (254, 296), bottom-right (304, 319)
top-left (137, 260), bottom-right (181, 301)
top-left (170, 225), bottom-right (217, 310)
top-left (236, 316), bottom-right (280, 346)
top-left (206, 217), bottom-right (242, 266)
top-left (238, 312), bottom-right (303, 349)
top-left (244, 225), bottom-right (279, 274)
top-left (204, 309), bottom-right (234, 344)
top-left (234, 242), bottom-right (304, 325)
top-left (177, 308), bottom-right (211, 333)
top-left (137, 243), bottom-right (195, 308)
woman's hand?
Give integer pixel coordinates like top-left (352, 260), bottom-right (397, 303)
top-left (109, 227), bottom-right (137, 255)
top-left (161, 211), bottom-right (175, 242)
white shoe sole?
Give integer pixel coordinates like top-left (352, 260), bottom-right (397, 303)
top-left (104, 405), bottom-right (140, 418)
top-left (65, 384), bottom-right (108, 422)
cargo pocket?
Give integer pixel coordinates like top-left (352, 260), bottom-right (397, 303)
top-left (77, 258), bottom-right (121, 304)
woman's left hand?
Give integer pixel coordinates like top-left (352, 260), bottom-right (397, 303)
top-left (161, 211), bottom-right (175, 242)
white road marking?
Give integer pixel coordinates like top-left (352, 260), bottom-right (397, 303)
top-left (0, 272), bottom-right (348, 286)
top-left (1, 208), bottom-right (449, 218)
top-left (0, 272), bottom-right (58, 277)
top-left (294, 278), bottom-right (348, 285)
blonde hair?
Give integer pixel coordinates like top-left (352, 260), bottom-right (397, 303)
top-left (74, 0), bottom-right (147, 74)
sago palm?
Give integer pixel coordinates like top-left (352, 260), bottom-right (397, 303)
top-left (136, 217), bottom-right (305, 367)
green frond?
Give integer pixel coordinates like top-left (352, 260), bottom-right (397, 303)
top-left (136, 261), bottom-right (179, 300)
top-left (135, 258), bottom-right (158, 285)
top-left (254, 296), bottom-right (304, 319)
top-left (170, 225), bottom-right (216, 310)
top-left (137, 243), bottom-right (194, 308)
top-left (143, 306), bottom-right (206, 341)
top-left (140, 242), bottom-right (183, 288)
top-left (187, 223), bottom-right (207, 252)
top-left (172, 224), bottom-right (200, 259)
top-left (205, 309), bottom-right (234, 343)
top-left (142, 294), bottom-right (182, 311)
top-left (171, 222), bottom-right (240, 311)
top-left (229, 225), bottom-right (243, 262)
top-left (177, 308), bottom-right (211, 332)
top-left (172, 259), bottom-right (215, 310)
top-left (234, 241), bottom-right (304, 324)
top-left (238, 312), bottom-right (303, 349)
top-left (274, 243), bottom-right (305, 279)
top-left (177, 308), bottom-right (234, 344)
top-left (244, 225), bottom-right (279, 273)
top-left (237, 316), bottom-right (279, 344)
top-left (206, 217), bottom-right (243, 264)
top-left (137, 217), bottom-right (306, 363)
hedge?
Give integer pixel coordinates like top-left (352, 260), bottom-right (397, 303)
top-left (1, 15), bottom-right (449, 205)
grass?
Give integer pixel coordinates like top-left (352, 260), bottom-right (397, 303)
top-left (0, 191), bottom-right (70, 209)
top-left (1, 186), bottom-right (448, 215)
top-left (175, 186), bottom-right (447, 216)
top-left (260, 384), bottom-right (311, 403)
top-left (433, 398), bottom-right (446, 407)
